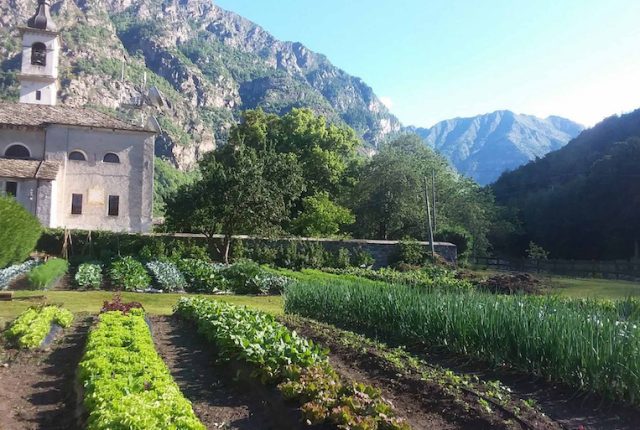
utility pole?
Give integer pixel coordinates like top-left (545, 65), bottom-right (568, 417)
top-left (431, 170), bottom-right (437, 234)
top-left (424, 177), bottom-right (435, 260)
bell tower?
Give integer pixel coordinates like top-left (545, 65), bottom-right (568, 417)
top-left (18, 0), bottom-right (60, 106)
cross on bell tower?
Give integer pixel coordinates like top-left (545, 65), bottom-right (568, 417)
top-left (18, 0), bottom-right (60, 106)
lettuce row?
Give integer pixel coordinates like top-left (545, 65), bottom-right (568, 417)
top-left (4, 305), bottom-right (73, 349)
top-left (78, 310), bottom-right (204, 430)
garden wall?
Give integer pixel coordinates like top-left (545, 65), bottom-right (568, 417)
top-left (37, 230), bottom-right (457, 267)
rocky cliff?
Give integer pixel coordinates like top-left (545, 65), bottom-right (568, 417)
top-left (409, 111), bottom-right (584, 185)
top-left (0, 0), bottom-right (401, 169)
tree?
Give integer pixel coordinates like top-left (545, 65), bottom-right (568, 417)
top-left (292, 192), bottom-right (355, 237)
top-left (229, 108), bottom-right (361, 200)
top-left (350, 134), bottom-right (498, 255)
top-left (165, 143), bottom-right (304, 263)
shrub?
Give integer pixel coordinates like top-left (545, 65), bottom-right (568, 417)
top-left (395, 237), bottom-right (425, 266)
top-left (0, 260), bottom-right (39, 290)
top-left (248, 242), bottom-right (278, 265)
top-left (78, 310), bottom-right (204, 429)
top-left (146, 260), bottom-right (187, 292)
top-left (74, 263), bottom-right (103, 289)
top-left (352, 248), bottom-right (375, 268)
top-left (0, 195), bottom-right (42, 268)
top-left (332, 248), bottom-right (351, 269)
top-left (109, 256), bottom-right (151, 291)
top-left (222, 260), bottom-right (290, 295)
top-left (4, 306), bottom-right (73, 349)
top-left (436, 226), bottom-right (472, 258)
top-left (176, 258), bottom-right (227, 293)
top-left (27, 258), bottom-right (69, 289)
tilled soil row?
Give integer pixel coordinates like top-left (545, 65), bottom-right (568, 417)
top-left (0, 316), bottom-right (92, 430)
top-left (279, 315), bottom-right (566, 430)
top-left (149, 315), bottom-right (309, 430)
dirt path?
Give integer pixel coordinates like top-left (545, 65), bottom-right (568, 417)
top-left (0, 316), bottom-right (91, 430)
top-left (149, 315), bottom-right (305, 430)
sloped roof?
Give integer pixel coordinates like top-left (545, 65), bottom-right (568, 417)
top-left (0, 158), bottom-right (60, 180)
top-left (0, 102), bottom-right (153, 133)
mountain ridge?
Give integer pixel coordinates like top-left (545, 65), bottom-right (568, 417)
top-left (408, 110), bottom-right (584, 185)
top-left (0, 0), bottom-right (401, 169)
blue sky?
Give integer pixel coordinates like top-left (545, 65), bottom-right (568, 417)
top-left (215, 0), bottom-right (640, 128)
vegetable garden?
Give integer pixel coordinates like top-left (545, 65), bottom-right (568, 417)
top-left (2, 254), bottom-right (640, 429)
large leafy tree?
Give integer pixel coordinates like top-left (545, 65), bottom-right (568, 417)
top-left (229, 108), bottom-right (361, 200)
top-left (292, 191), bottom-right (355, 237)
top-left (164, 143), bottom-right (304, 262)
top-left (350, 134), bottom-right (498, 255)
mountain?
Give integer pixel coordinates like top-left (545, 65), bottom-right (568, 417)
top-left (0, 0), bottom-right (401, 170)
top-left (491, 109), bottom-right (640, 260)
top-left (409, 111), bottom-right (584, 185)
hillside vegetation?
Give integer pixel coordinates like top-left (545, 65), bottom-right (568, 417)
top-left (492, 109), bottom-right (640, 259)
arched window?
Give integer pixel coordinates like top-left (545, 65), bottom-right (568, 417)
top-left (31, 42), bottom-right (46, 66)
top-left (103, 153), bottom-right (120, 163)
top-left (4, 144), bottom-right (31, 159)
top-left (68, 151), bottom-right (86, 161)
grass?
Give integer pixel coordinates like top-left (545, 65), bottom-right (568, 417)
top-left (0, 291), bottom-right (283, 327)
top-left (550, 276), bottom-right (640, 299)
top-left (469, 267), bottom-right (640, 300)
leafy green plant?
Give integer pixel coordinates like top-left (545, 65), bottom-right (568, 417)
top-left (27, 258), bottom-right (69, 290)
top-left (176, 258), bottom-right (227, 293)
top-left (395, 237), bottom-right (425, 266)
top-left (0, 195), bottom-right (42, 268)
top-left (109, 256), bottom-right (151, 291)
top-left (353, 248), bottom-right (375, 268)
top-left (322, 266), bottom-right (474, 293)
top-left (78, 310), bottom-right (204, 429)
top-left (4, 306), bottom-right (73, 349)
top-left (75, 263), bottom-right (103, 289)
top-left (221, 260), bottom-right (290, 295)
top-left (146, 260), bottom-right (187, 292)
top-left (175, 297), bottom-right (409, 428)
top-left (332, 247), bottom-right (352, 269)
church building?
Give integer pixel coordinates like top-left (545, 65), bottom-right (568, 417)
top-left (0, 0), bottom-right (156, 233)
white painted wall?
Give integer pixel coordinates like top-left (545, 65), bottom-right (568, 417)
top-left (45, 125), bottom-right (155, 232)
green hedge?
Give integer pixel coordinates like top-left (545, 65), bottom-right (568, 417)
top-left (4, 306), bottom-right (73, 349)
top-left (0, 196), bottom-right (42, 268)
top-left (78, 310), bottom-right (204, 429)
top-left (27, 258), bottom-right (69, 290)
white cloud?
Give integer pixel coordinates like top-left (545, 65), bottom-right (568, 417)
top-left (379, 96), bottom-right (393, 110)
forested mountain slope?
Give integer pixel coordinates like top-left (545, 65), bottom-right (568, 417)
top-left (491, 109), bottom-right (640, 259)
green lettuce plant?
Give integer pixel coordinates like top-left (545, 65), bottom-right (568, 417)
top-left (4, 306), bottom-right (73, 349)
top-left (78, 310), bottom-right (204, 429)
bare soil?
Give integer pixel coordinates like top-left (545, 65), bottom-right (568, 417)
top-left (149, 315), bottom-right (307, 430)
top-left (0, 316), bottom-right (91, 430)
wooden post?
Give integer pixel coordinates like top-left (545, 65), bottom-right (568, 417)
top-left (431, 170), bottom-right (437, 234)
top-left (424, 177), bottom-right (435, 260)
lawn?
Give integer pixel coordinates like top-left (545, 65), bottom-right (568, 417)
top-left (471, 267), bottom-right (640, 299)
top-left (0, 291), bottom-right (283, 327)
top-left (550, 276), bottom-right (640, 299)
